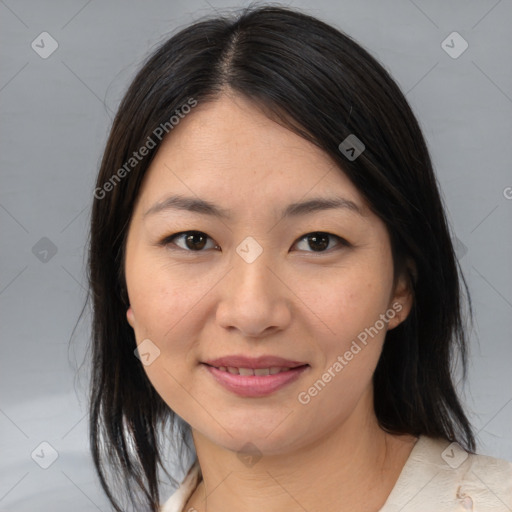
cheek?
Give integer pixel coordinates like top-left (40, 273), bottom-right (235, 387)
top-left (126, 259), bottom-right (209, 414)
top-left (126, 251), bottom-right (200, 335)
top-left (295, 274), bottom-right (389, 425)
top-left (299, 259), bottom-right (394, 410)
top-left (126, 254), bottom-right (222, 389)
top-left (309, 264), bottom-right (393, 344)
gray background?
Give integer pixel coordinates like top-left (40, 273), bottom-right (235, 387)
top-left (1, 0), bottom-right (511, 509)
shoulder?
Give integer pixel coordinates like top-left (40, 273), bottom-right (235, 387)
top-left (381, 436), bottom-right (512, 511)
top-left (160, 461), bottom-right (202, 512)
top-left (459, 443), bottom-right (512, 509)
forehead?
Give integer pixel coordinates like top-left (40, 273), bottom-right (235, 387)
top-left (135, 94), bottom-right (365, 218)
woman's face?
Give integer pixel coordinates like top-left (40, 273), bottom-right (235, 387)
top-left (124, 93), bottom-right (412, 455)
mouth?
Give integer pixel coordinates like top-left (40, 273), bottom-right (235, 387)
top-left (201, 358), bottom-right (310, 397)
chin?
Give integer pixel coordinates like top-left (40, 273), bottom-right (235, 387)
top-left (195, 419), bottom-right (306, 457)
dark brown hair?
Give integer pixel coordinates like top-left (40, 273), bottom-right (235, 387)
top-left (87, 4), bottom-right (475, 510)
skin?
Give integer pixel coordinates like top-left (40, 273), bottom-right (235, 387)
top-left (124, 91), bottom-right (417, 511)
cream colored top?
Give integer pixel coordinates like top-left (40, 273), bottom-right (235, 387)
top-left (160, 436), bottom-right (512, 511)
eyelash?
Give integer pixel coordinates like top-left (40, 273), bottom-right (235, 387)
top-left (159, 230), bottom-right (350, 254)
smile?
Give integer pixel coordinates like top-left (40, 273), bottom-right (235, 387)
top-left (202, 363), bottom-right (310, 397)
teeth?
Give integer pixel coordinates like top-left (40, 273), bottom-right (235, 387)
top-left (217, 366), bottom-right (292, 375)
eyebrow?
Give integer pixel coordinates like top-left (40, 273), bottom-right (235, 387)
top-left (143, 194), bottom-right (364, 220)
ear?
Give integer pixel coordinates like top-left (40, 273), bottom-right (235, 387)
top-left (387, 260), bottom-right (416, 330)
top-left (126, 306), bottom-right (136, 329)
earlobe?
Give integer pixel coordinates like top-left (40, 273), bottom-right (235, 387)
top-left (388, 263), bottom-right (415, 330)
top-left (387, 303), bottom-right (405, 330)
top-left (126, 306), bottom-right (135, 328)
top-left (387, 297), bottom-right (411, 330)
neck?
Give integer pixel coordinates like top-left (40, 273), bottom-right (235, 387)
top-left (185, 391), bottom-right (417, 512)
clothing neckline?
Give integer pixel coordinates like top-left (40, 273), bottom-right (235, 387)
top-left (378, 435), bottom-right (449, 510)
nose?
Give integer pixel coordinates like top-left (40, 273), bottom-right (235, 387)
top-left (215, 249), bottom-right (292, 338)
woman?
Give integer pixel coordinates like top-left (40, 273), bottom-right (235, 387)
top-left (87, 4), bottom-right (512, 512)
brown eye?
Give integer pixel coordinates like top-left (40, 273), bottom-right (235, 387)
top-left (162, 231), bottom-right (218, 252)
top-left (294, 232), bottom-right (347, 253)
top-left (184, 232), bottom-right (207, 250)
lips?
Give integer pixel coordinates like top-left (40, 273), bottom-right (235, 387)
top-left (203, 365), bottom-right (309, 397)
top-left (202, 355), bottom-right (310, 397)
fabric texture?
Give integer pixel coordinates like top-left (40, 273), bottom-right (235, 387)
top-left (160, 436), bottom-right (512, 511)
